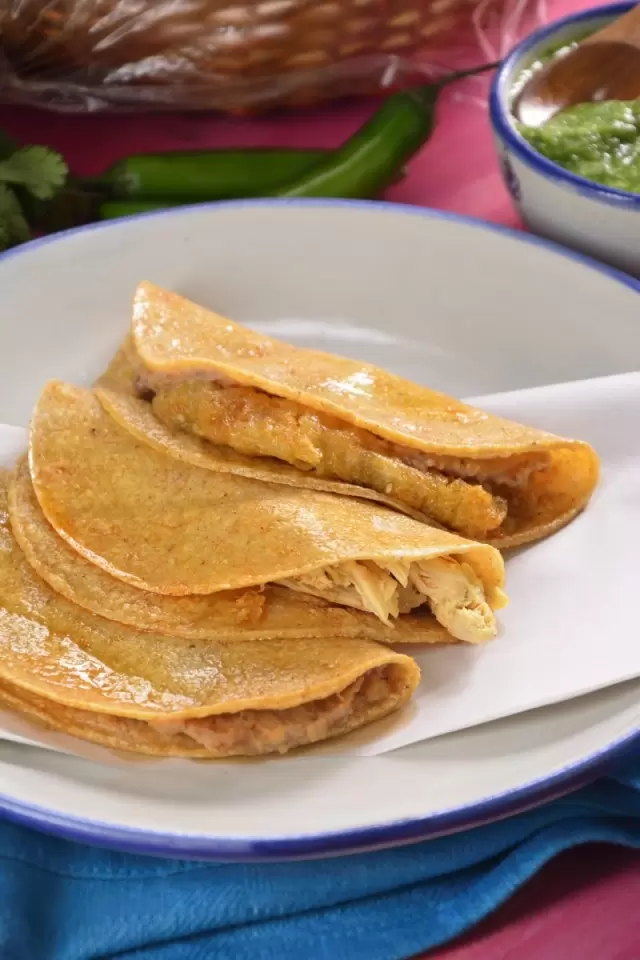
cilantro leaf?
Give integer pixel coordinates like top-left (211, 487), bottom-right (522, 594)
top-left (0, 146), bottom-right (68, 200)
top-left (0, 184), bottom-right (31, 251)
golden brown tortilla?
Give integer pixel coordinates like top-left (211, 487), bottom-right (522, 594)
top-left (9, 460), bottom-right (447, 645)
top-left (0, 665), bottom-right (414, 758)
top-left (29, 382), bottom-right (506, 643)
top-left (130, 282), bottom-right (599, 548)
top-left (0, 474), bottom-right (420, 757)
top-left (94, 333), bottom-right (140, 397)
top-left (95, 385), bottom-right (434, 525)
top-left (0, 679), bottom-right (208, 757)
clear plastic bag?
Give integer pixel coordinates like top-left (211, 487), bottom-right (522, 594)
top-left (0, 0), bottom-right (538, 113)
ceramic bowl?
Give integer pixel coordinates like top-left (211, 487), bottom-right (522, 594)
top-left (490, 2), bottom-right (640, 276)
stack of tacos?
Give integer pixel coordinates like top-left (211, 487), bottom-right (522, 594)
top-left (0, 282), bottom-right (599, 759)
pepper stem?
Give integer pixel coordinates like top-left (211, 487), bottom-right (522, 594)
top-left (437, 61), bottom-right (501, 88)
top-left (409, 60), bottom-right (501, 105)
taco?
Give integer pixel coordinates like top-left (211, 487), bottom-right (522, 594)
top-left (129, 282), bottom-right (599, 547)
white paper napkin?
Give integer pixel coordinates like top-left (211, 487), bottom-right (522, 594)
top-left (0, 373), bottom-right (638, 762)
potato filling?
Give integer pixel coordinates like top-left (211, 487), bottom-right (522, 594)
top-left (142, 376), bottom-right (550, 540)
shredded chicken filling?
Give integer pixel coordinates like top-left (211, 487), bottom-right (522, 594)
top-left (277, 555), bottom-right (500, 643)
top-left (141, 375), bottom-right (550, 539)
top-left (148, 665), bottom-right (405, 756)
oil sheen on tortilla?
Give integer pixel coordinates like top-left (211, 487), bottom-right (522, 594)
top-left (0, 471), bottom-right (419, 757)
top-left (130, 281), bottom-right (599, 548)
top-left (95, 385), bottom-right (434, 525)
top-left (9, 459), bottom-right (448, 645)
top-left (29, 382), bottom-right (506, 644)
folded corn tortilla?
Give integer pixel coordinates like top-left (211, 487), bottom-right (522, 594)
top-left (95, 333), bottom-right (140, 397)
top-left (0, 481), bottom-right (419, 756)
top-left (0, 661), bottom-right (415, 758)
top-left (9, 460), bottom-right (447, 645)
top-left (29, 382), bottom-right (506, 643)
top-left (96, 383), bottom-right (432, 523)
top-left (128, 282), bottom-right (599, 548)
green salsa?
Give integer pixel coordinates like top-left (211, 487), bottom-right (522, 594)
top-left (511, 24), bottom-right (640, 194)
top-left (518, 101), bottom-right (640, 193)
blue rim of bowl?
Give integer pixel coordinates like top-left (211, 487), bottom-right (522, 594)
top-left (490, 1), bottom-right (640, 208)
top-left (0, 197), bottom-right (639, 861)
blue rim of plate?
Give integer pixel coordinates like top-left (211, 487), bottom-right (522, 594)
top-left (0, 197), bottom-right (639, 862)
top-left (489, 1), bottom-right (640, 208)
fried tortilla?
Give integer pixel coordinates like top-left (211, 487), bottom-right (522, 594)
top-left (94, 333), bottom-right (140, 397)
top-left (130, 282), bottom-right (599, 548)
top-left (95, 385), bottom-right (431, 524)
top-left (0, 478), bottom-right (419, 757)
top-left (29, 382), bottom-right (506, 643)
top-left (9, 460), bottom-right (446, 645)
top-left (0, 661), bottom-right (415, 758)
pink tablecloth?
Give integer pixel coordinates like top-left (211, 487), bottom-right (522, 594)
top-left (1, 0), bottom-right (639, 953)
top-left (0, 70), bottom-right (521, 227)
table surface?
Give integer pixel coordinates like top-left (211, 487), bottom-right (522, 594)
top-left (1, 0), bottom-right (639, 954)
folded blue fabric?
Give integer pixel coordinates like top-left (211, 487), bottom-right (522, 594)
top-left (1, 759), bottom-right (640, 960)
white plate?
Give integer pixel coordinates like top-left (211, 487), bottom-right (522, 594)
top-left (0, 200), bottom-right (639, 861)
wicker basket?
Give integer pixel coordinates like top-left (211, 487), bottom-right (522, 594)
top-left (0, 0), bottom-right (497, 112)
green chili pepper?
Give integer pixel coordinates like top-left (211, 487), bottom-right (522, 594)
top-left (275, 64), bottom-right (499, 200)
top-left (85, 64), bottom-right (495, 214)
top-left (86, 149), bottom-right (330, 202)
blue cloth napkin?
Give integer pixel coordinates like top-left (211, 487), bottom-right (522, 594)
top-left (2, 759), bottom-right (640, 960)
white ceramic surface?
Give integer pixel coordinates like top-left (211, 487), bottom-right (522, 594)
top-left (0, 199), bottom-right (639, 860)
top-left (490, 3), bottom-right (640, 277)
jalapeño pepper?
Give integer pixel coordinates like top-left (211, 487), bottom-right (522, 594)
top-left (87, 149), bottom-right (329, 202)
top-left (275, 64), bottom-right (499, 199)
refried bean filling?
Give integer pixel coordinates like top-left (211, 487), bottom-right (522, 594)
top-left (148, 664), bottom-right (408, 756)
